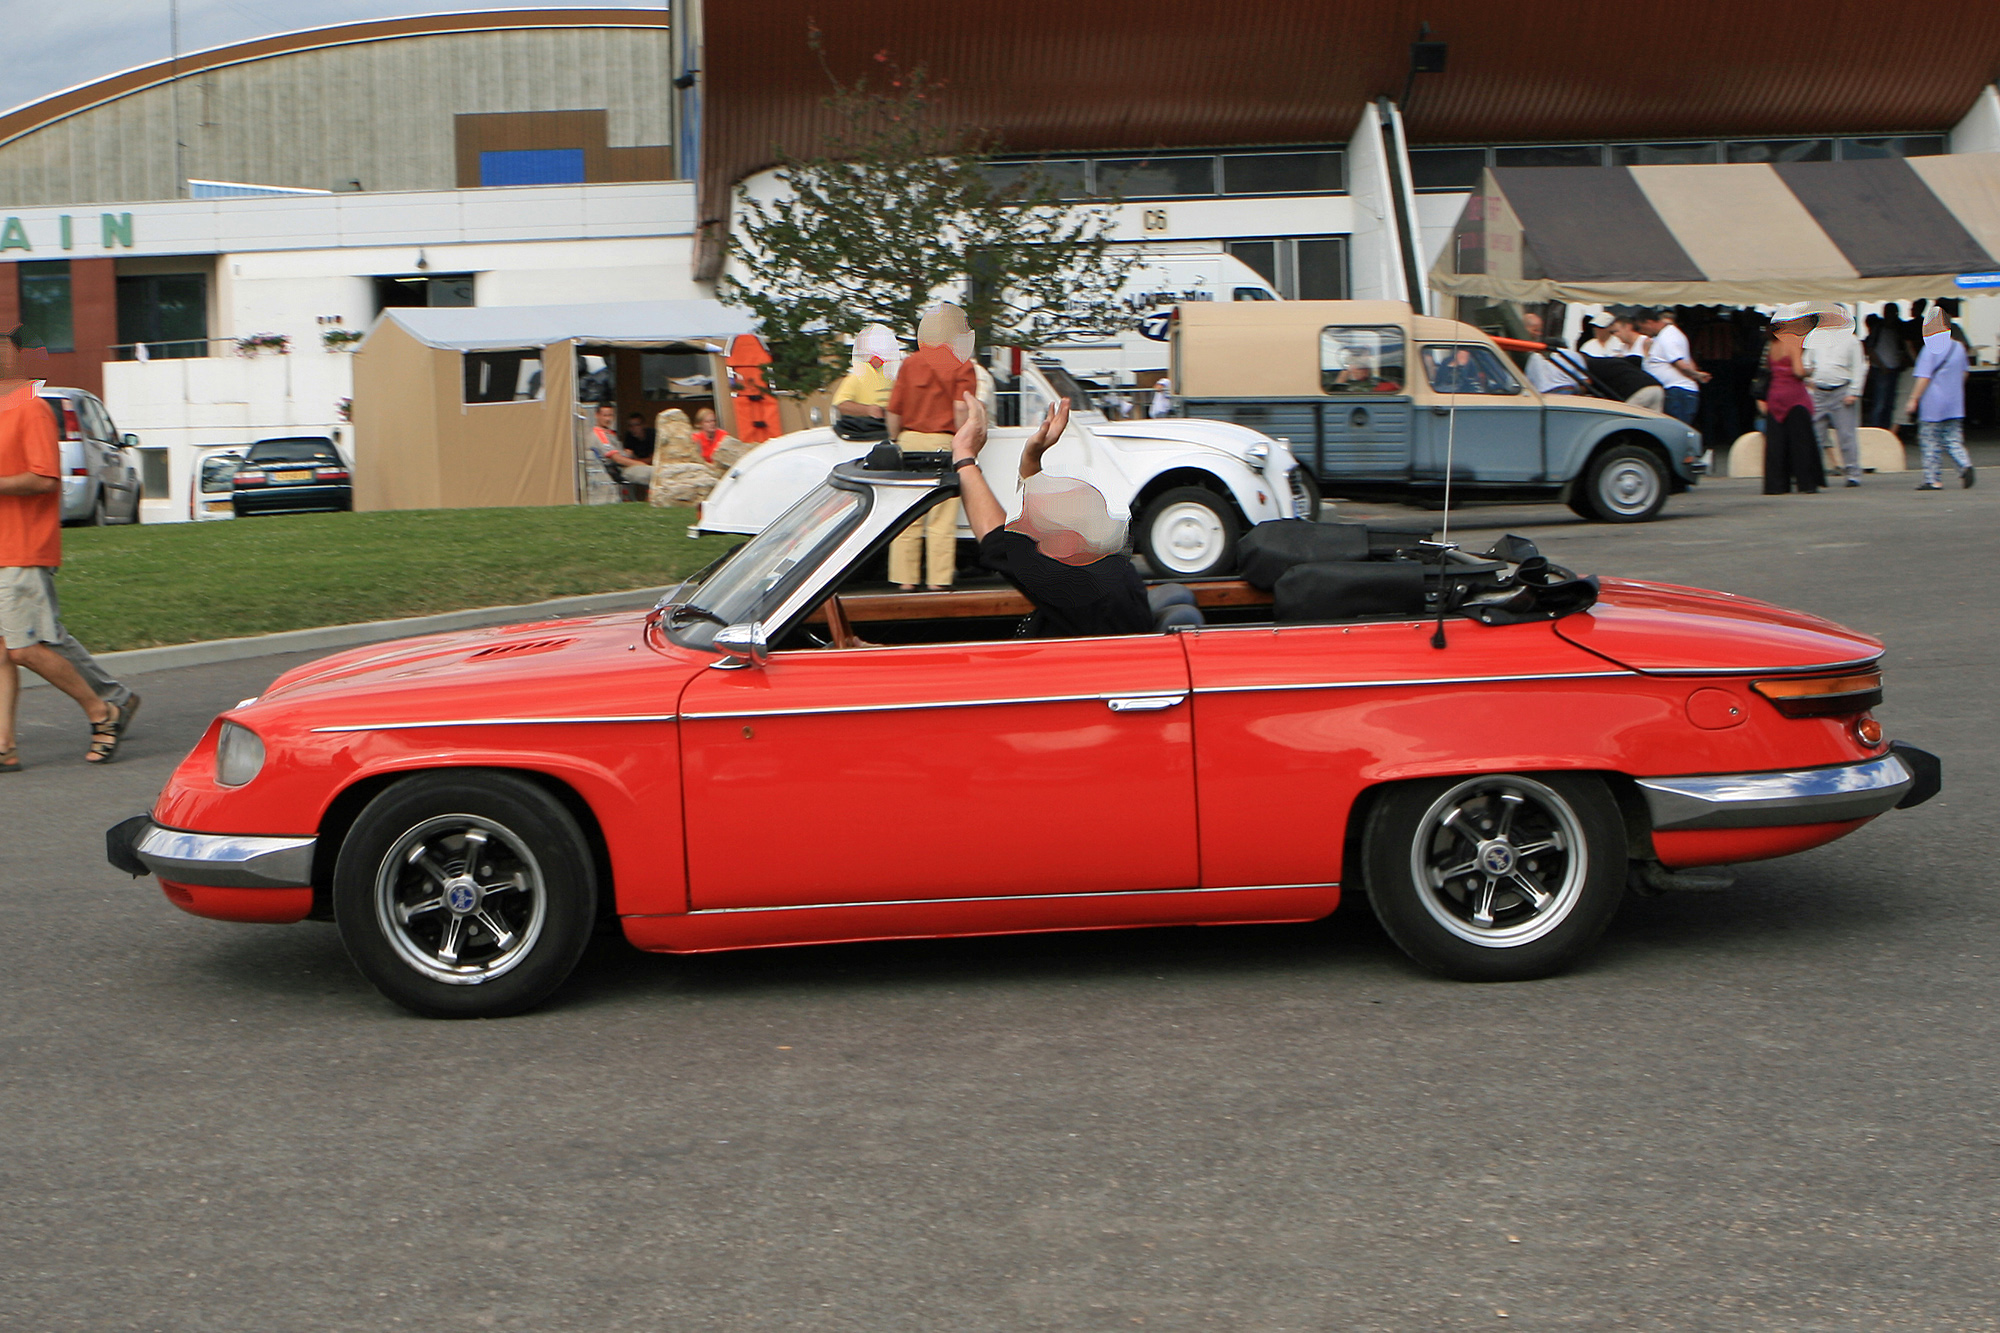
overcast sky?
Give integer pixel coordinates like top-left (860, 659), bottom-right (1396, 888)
top-left (1, 1), bottom-right (665, 113)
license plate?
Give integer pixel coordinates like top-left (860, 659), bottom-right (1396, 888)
top-left (272, 469), bottom-right (313, 482)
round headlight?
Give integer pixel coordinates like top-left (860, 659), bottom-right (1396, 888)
top-left (216, 720), bottom-right (266, 787)
top-left (1245, 443), bottom-right (1270, 468)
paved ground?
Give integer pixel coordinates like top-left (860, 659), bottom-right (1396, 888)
top-left (3, 467), bottom-right (1994, 1332)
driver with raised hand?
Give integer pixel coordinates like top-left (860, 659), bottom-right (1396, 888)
top-left (950, 393), bottom-right (1198, 637)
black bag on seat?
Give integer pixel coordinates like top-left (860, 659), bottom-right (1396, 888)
top-left (1237, 519), bottom-right (1371, 588)
top-left (1273, 560), bottom-right (1426, 622)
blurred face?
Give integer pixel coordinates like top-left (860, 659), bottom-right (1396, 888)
top-left (595, 404), bottom-right (615, 428)
top-left (1773, 317), bottom-right (1813, 338)
top-left (1523, 312), bottom-right (1544, 338)
top-left (695, 408), bottom-right (717, 430)
top-left (1924, 307), bottom-right (1949, 338)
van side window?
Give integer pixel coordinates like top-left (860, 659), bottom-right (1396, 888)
top-left (1320, 326), bottom-right (1405, 395)
top-left (1418, 344), bottom-right (1522, 396)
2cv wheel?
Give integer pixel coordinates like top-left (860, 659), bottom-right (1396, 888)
top-left (1137, 485), bottom-right (1241, 578)
top-left (334, 771), bottom-right (598, 1018)
top-left (1362, 773), bottom-right (1627, 982)
top-left (1575, 443), bottom-right (1669, 523)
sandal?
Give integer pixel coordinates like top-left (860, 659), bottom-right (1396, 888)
top-left (86, 698), bottom-right (136, 764)
top-left (0, 746), bottom-right (18, 775)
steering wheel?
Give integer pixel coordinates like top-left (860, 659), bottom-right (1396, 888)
top-left (820, 594), bottom-right (859, 650)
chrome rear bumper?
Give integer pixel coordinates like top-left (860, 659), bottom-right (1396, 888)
top-left (1637, 746), bottom-right (1939, 831)
top-left (107, 816), bottom-right (316, 888)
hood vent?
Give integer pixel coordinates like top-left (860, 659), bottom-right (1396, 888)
top-left (466, 637), bottom-right (577, 661)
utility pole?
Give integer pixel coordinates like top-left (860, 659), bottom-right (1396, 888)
top-left (170, 0), bottom-right (186, 197)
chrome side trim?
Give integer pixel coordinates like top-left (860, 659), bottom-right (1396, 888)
top-left (681, 692), bottom-right (1187, 721)
top-left (135, 823), bottom-right (317, 889)
top-left (1637, 754), bottom-right (1913, 831)
top-left (1634, 658), bottom-right (1879, 678)
top-left (687, 882), bottom-right (1339, 915)
top-left (1194, 670), bottom-right (1631, 696)
top-left (311, 714), bottom-right (678, 733)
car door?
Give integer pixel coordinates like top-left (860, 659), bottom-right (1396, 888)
top-left (78, 396), bottom-right (128, 513)
top-left (1316, 324), bottom-right (1413, 480)
top-left (677, 634), bottom-right (1198, 910)
top-left (1412, 343), bottom-right (1544, 484)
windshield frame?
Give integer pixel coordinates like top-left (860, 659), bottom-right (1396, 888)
top-left (664, 476), bottom-right (874, 651)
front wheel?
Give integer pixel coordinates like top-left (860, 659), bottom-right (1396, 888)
top-left (1137, 485), bottom-right (1240, 578)
top-left (1362, 772), bottom-right (1627, 981)
top-left (88, 488), bottom-right (108, 526)
top-left (1579, 444), bottom-right (1668, 523)
top-left (333, 771), bottom-right (598, 1018)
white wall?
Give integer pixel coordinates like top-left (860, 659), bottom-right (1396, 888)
top-left (108, 350), bottom-right (356, 522)
top-left (1344, 106), bottom-right (1403, 304)
top-left (1950, 85), bottom-right (2000, 155)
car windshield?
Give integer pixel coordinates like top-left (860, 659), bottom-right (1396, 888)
top-left (248, 438), bottom-right (340, 463)
top-left (1033, 360), bottom-right (1095, 412)
top-left (668, 482), bottom-right (867, 648)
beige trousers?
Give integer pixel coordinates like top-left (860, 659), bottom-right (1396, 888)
top-left (889, 432), bottom-right (959, 586)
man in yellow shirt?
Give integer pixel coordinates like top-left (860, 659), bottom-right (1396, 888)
top-left (830, 324), bottom-right (897, 439)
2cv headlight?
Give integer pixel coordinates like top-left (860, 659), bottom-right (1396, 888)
top-left (215, 720), bottom-right (267, 787)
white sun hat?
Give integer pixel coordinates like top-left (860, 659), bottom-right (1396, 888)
top-left (1769, 301), bottom-right (1852, 333)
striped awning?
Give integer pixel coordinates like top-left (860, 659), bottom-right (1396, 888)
top-left (1430, 156), bottom-right (2000, 305)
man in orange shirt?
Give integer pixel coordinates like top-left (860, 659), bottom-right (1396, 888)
top-left (884, 304), bottom-right (977, 589)
top-left (0, 329), bottom-right (139, 771)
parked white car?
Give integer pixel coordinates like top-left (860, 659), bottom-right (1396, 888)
top-left (694, 358), bottom-right (1314, 577)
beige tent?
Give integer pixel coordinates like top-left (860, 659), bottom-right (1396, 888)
top-left (352, 301), bottom-right (757, 511)
top-left (1430, 156), bottom-right (2000, 305)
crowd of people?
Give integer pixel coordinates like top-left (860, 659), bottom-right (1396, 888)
top-left (1526, 298), bottom-right (1977, 495)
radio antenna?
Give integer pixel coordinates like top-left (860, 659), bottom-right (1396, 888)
top-left (1421, 342), bottom-right (1463, 649)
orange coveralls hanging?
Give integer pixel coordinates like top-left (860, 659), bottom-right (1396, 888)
top-left (727, 334), bottom-right (781, 443)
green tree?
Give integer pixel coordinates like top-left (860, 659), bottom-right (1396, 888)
top-left (721, 51), bottom-right (1137, 396)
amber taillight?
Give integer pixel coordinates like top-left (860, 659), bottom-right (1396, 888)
top-left (1751, 671), bottom-right (1883, 718)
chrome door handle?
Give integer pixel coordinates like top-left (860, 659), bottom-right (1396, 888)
top-left (1107, 694), bottom-right (1186, 712)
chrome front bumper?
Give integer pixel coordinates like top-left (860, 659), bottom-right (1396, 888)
top-left (107, 816), bottom-right (316, 888)
top-left (1636, 745), bottom-right (1940, 831)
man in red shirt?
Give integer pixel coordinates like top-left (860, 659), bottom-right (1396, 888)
top-left (0, 329), bottom-right (139, 771)
top-left (884, 304), bottom-right (977, 589)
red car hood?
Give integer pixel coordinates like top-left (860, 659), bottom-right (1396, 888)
top-left (1555, 579), bottom-right (1883, 675)
top-left (253, 612), bottom-right (697, 718)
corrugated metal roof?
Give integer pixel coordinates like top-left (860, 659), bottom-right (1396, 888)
top-left (379, 300), bottom-right (755, 351)
top-left (699, 0), bottom-right (2000, 268)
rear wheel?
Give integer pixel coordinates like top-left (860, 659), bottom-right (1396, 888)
top-left (333, 771), bottom-right (597, 1018)
top-left (1362, 773), bottom-right (1626, 981)
top-left (1137, 485), bottom-right (1240, 578)
top-left (1290, 466), bottom-right (1323, 522)
top-left (1579, 443), bottom-right (1668, 523)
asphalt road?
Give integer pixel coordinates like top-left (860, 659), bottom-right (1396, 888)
top-left (3, 468), bottom-right (1994, 1332)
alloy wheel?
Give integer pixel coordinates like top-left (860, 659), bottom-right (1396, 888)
top-left (373, 814), bottom-right (548, 985)
top-left (1408, 775), bottom-right (1589, 948)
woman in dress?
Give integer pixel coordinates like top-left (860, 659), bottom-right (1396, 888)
top-left (1758, 311), bottom-right (1824, 495)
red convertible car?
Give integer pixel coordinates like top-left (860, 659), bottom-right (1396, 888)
top-left (109, 454), bottom-right (1939, 1018)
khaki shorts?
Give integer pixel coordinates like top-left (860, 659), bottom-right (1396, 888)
top-left (0, 566), bottom-right (63, 651)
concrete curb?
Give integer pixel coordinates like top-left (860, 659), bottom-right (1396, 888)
top-left (25, 585), bottom-right (677, 687)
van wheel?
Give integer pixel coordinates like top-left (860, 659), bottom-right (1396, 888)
top-left (1363, 773), bottom-right (1626, 981)
top-left (1580, 444), bottom-right (1668, 522)
top-left (333, 771), bottom-right (597, 1018)
top-left (1137, 485), bottom-right (1239, 578)
top-left (88, 490), bottom-right (108, 526)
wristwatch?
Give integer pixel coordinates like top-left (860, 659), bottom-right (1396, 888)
top-left (951, 456), bottom-right (980, 471)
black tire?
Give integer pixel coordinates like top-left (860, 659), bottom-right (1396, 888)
top-left (1362, 772), bottom-right (1626, 982)
top-left (333, 771), bottom-right (598, 1018)
top-left (1136, 484), bottom-right (1240, 578)
top-left (1291, 466), bottom-right (1323, 522)
top-left (88, 488), bottom-right (108, 526)
top-left (1579, 443), bottom-right (1669, 523)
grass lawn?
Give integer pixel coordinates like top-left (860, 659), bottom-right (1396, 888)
top-left (54, 506), bottom-right (743, 652)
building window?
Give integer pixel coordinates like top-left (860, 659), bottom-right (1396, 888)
top-left (478, 148), bottom-right (586, 186)
top-left (17, 261), bottom-right (73, 354)
top-left (1095, 155), bottom-right (1219, 199)
top-left (375, 273), bottom-right (476, 311)
top-left (1613, 142), bottom-right (1720, 166)
top-left (1493, 144), bottom-right (1604, 170)
top-left (1840, 135), bottom-right (1946, 159)
top-left (1221, 151), bottom-right (1346, 196)
top-left (1725, 139), bottom-right (1833, 163)
top-left (116, 273), bottom-right (209, 360)
top-left (138, 447), bottom-right (171, 498)
top-left (1410, 148), bottom-right (1487, 192)
top-left (982, 160), bottom-right (1090, 200)
top-left (1227, 236), bottom-right (1349, 300)
top-left (463, 351), bottom-right (543, 404)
